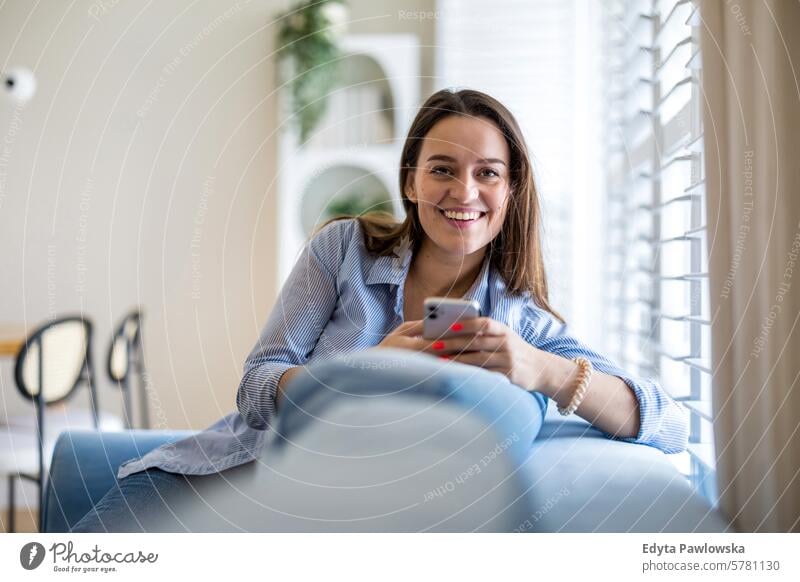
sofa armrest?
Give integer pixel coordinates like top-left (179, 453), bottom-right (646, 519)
top-left (520, 404), bottom-right (730, 532)
top-left (43, 430), bottom-right (194, 532)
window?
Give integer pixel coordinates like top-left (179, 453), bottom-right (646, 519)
top-left (603, 0), bottom-right (716, 503)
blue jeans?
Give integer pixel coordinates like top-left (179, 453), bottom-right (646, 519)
top-left (72, 353), bottom-right (547, 532)
top-left (71, 469), bottom-right (199, 532)
top-left (71, 464), bottom-right (258, 533)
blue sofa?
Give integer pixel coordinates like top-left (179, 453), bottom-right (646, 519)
top-left (43, 405), bottom-right (729, 532)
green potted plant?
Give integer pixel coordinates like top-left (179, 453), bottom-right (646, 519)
top-left (276, 0), bottom-right (348, 142)
top-left (324, 190), bottom-right (395, 220)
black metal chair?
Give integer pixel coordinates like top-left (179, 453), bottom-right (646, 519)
top-left (107, 310), bottom-right (149, 430)
top-left (2, 316), bottom-right (122, 532)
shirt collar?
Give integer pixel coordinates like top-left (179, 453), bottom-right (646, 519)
top-left (366, 235), bottom-right (413, 287)
top-left (366, 240), bottom-right (493, 307)
top-left (364, 242), bottom-right (527, 331)
top-left (365, 252), bottom-right (410, 287)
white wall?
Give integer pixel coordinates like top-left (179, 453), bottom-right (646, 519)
top-left (0, 0), bottom-right (292, 440)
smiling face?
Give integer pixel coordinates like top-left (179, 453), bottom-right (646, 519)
top-left (405, 114), bottom-right (512, 260)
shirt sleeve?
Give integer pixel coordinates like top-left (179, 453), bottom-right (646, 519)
top-left (236, 219), bottom-right (355, 430)
top-left (519, 303), bottom-right (689, 454)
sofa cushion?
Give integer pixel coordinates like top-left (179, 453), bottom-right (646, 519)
top-left (44, 402), bottom-right (728, 531)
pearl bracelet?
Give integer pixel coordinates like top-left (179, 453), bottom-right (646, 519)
top-left (556, 357), bottom-right (594, 416)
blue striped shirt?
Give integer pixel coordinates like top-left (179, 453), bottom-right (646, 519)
top-left (237, 218), bottom-right (688, 454)
top-left (118, 217), bottom-right (688, 479)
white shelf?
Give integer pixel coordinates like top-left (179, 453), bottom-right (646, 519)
top-left (300, 165), bottom-right (394, 236)
top-left (276, 34), bottom-right (420, 285)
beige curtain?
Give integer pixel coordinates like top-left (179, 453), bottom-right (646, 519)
top-left (701, 0), bottom-right (800, 532)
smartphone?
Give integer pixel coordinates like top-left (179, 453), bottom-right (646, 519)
top-left (423, 297), bottom-right (481, 340)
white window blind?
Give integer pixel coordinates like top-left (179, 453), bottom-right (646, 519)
top-left (603, 0), bottom-right (716, 503)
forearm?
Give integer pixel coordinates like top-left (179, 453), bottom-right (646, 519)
top-left (275, 366), bottom-right (304, 411)
top-left (517, 305), bottom-right (687, 453)
top-left (535, 349), bottom-right (641, 438)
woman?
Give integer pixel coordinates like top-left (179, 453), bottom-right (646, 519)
top-left (72, 89), bottom-right (688, 532)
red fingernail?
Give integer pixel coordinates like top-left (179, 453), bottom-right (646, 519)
top-left (432, 341), bottom-right (445, 350)
top-left (438, 356), bottom-right (450, 361)
top-left (451, 323), bottom-right (463, 331)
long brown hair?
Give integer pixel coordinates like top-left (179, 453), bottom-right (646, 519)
top-left (322, 88), bottom-right (563, 323)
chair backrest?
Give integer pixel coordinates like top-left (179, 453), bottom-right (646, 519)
top-left (14, 316), bottom-right (93, 405)
top-left (107, 310), bottom-right (142, 383)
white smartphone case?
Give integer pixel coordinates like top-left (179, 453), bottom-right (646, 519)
top-left (423, 297), bottom-right (481, 339)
